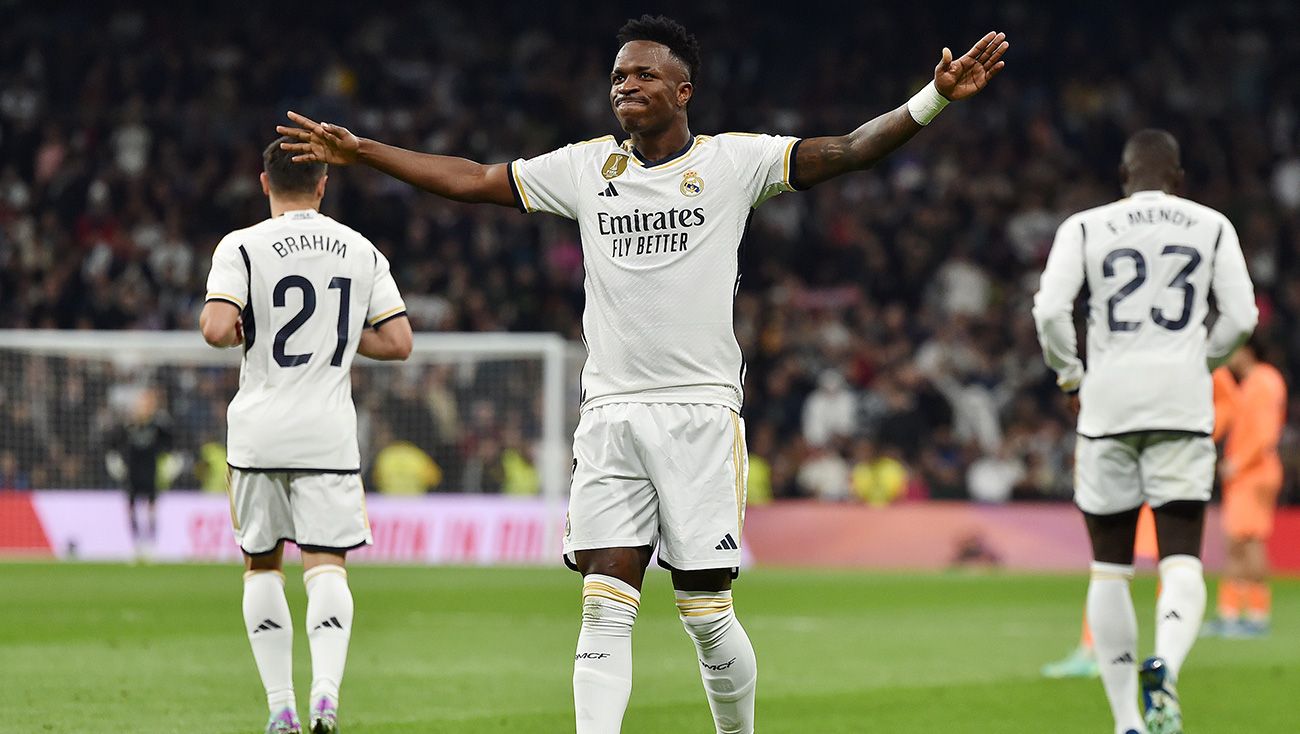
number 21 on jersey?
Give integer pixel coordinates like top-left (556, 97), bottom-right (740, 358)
top-left (272, 275), bottom-right (351, 368)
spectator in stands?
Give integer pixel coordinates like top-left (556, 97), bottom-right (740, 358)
top-left (372, 423), bottom-right (444, 496)
top-left (1, 3), bottom-right (1298, 508)
top-left (849, 439), bottom-right (909, 507)
top-left (802, 370), bottom-right (856, 448)
top-left (797, 443), bottom-right (852, 501)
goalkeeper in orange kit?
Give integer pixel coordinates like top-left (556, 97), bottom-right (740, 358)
top-left (1202, 339), bottom-right (1287, 638)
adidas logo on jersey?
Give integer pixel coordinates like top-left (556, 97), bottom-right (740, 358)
top-left (597, 181), bottom-right (619, 197)
top-left (252, 619), bottom-right (283, 634)
top-left (715, 533), bottom-right (738, 551)
top-left (312, 616), bottom-right (344, 631)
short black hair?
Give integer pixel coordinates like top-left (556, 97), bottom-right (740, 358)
top-left (617, 15), bottom-right (700, 81)
top-left (263, 136), bottom-right (326, 195)
top-left (1122, 128), bottom-right (1181, 169)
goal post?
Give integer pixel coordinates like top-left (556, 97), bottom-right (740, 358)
top-left (0, 329), bottom-right (578, 561)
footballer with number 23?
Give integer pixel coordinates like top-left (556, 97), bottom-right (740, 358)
top-left (280, 16), bottom-right (1007, 734)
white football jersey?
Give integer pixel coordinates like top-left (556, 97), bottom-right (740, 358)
top-left (206, 209), bottom-right (406, 471)
top-left (1033, 190), bottom-right (1257, 437)
top-left (511, 133), bottom-right (800, 411)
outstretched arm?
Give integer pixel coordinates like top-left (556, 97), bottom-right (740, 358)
top-left (277, 112), bottom-right (517, 207)
top-left (792, 31), bottom-right (1007, 190)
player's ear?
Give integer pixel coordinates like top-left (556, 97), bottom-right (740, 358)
top-left (259, 172), bottom-right (271, 197)
top-left (677, 81), bottom-right (693, 109)
top-left (316, 174), bottom-right (328, 200)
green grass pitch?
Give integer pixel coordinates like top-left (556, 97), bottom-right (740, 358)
top-left (1, 563), bottom-right (1294, 732)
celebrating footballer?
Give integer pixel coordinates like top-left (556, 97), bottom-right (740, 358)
top-left (279, 15), bottom-right (1008, 734)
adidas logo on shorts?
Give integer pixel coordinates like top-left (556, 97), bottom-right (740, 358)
top-left (715, 533), bottom-right (738, 551)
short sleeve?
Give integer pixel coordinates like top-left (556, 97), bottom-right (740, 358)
top-left (205, 235), bottom-right (248, 310)
top-left (367, 248), bottom-right (407, 328)
top-left (509, 145), bottom-right (581, 219)
top-left (716, 133), bottom-right (801, 208)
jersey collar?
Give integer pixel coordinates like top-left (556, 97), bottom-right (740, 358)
top-left (1129, 190), bottom-right (1168, 199)
top-left (624, 136), bottom-right (697, 168)
top-left (280, 208), bottom-right (321, 220)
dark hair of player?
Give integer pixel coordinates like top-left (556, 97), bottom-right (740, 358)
top-left (617, 14), bottom-right (701, 82)
top-left (263, 135), bottom-right (326, 195)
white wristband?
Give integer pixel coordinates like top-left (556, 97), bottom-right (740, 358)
top-left (907, 81), bottom-right (950, 126)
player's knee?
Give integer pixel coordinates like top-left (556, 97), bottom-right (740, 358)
top-left (580, 574), bottom-right (639, 637)
top-left (676, 590), bottom-right (736, 650)
top-left (1154, 500), bottom-right (1206, 559)
top-left (1084, 507), bottom-right (1141, 564)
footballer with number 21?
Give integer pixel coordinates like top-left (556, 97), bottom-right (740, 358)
top-left (201, 139), bottom-right (413, 734)
top-left (280, 16), bottom-right (1007, 734)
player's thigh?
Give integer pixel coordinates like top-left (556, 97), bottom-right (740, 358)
top-left (1139, 433), bottom-right (1215, 508)
top-left (639, 404), bottom-right (747, 573)
top-left (564, 405), bottom-right (658, 565)
top-left (228, 469), bottom-right (294, 555)
top-left (288, 472), bottom-right (372, 552)
top-left (1073, 434), bottom-right (1144, 515)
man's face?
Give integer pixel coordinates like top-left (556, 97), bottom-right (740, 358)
top-left (609, 41), bottom-right (691, 135)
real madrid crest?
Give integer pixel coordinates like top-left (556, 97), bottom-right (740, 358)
top-left (680, 170), bottom-right (704, 197)
top-left (601, 153), bottom-right (629, 180)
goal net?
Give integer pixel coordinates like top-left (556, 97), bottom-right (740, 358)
top-left (0, 330), bottom-right (579, 562)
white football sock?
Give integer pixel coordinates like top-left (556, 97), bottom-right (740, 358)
top-left (1087, 562), bottom-right (1145, 734)
top-left (676, 590), bottom-right (757, 734)
top-left (243, 570), bottom-right (295, 713)
top-left (573, 574), bottom-right (639, 734)
top-left (305, 564), bottom-right (354, 713)
top-left (1155, 555), bottom-right (1205, 680)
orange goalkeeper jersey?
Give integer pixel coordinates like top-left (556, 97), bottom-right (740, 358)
top-left (1212, 367), bottom-right (1239, 442)
top-left (1222, 363), bottom-right (1287, 486)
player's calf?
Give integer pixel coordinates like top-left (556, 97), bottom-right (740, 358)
top-left (573, 574), bottom-right (640, 734)
top-left (243, 569), bottom-right (297, 717)
top-left (1153, 501), bottom-right (1207, 679)
top-left (303, 560), bottom-right (352, 731)
top-left (676, 589), bottom-right (757, 734)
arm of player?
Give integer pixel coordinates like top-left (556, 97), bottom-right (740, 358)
top-left (277, 112), bottom-right (517, 207)
top-left (1211, 367), bottom-right (1238, 443)
top-left (1205, 221), bottom-right (1258, 369)
top-left (791, 32), bottom-right (1007, 189)
top-left (199, 301), bottom-right (243, 349)
top-left (358, 315), bottom-right (413, 361)
top-left (1032, 218), bottom-right (1086, 393)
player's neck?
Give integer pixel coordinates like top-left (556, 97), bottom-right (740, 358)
top-left (269, 198), bottom-right (321, 218)
top-left (629, 123), bottom-right (692, 164)
top-left (1124, 180), bottom-right (1173, 197)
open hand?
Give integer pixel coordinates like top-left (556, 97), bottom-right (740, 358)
top-left (276, 111), bottom-right (360, 165)
top-left (934, 31), bottom-right (1008, 100)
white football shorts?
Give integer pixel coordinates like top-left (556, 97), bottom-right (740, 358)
top-left (227, 468), bottom-right (372, 554)
top-left (1073, 431), bottom-right (1215, 516)
top-left (564, 402), bottom-right (748, 573)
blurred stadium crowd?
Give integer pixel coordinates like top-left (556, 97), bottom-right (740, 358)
top-left (1, 2), bottom-right (1297, 503)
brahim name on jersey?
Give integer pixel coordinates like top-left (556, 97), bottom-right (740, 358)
top-left (270, 234), bottom-right (349, 259)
